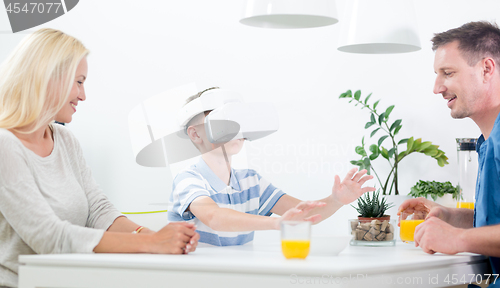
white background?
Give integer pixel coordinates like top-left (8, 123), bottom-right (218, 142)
top-left (0, 0), bottom-right (495, 236)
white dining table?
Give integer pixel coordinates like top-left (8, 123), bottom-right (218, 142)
top-left (18, 241), bottom-right (491, 288)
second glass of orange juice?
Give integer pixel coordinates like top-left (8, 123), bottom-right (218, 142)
top-left (457, 201), bottom-right (475, 209)
top-left (281, 221), bottom-right (311, 259)
top-left (399, 211), bottom-right (428, 243)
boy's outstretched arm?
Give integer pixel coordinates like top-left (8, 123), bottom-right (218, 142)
top-left (188, 196), bottom-right (324, 232)
top-left (270, 168), bottom-right (375, 223)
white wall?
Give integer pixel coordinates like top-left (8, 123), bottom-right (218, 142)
top-left (0, 0), bottom-right (495, 235)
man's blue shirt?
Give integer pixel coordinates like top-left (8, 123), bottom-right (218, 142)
top-left (475, 112), bottom-right (500, 284)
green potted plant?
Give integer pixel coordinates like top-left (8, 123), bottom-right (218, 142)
top-left (339, 90), bottom-right (450, 195)
top-left (352, 190), bottom-right (395, 221)
top-left (349, 191), bottom-right (396, 245)
top-left (409, 180), bottom-right (460, 207)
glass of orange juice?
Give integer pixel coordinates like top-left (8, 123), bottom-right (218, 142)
top-left (281, 221), bottom-right (311, 259)
top-left (457, 201), bottom-right (475, 210)
top-left (399, 211), bottom-right (428, 243)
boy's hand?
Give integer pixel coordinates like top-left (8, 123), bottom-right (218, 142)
top-left (184, 228), bottom-right (200, 254)
top-left (275, 201), bottom-right (326, 229)
top-left (331, 168), bottom-right (375, 205)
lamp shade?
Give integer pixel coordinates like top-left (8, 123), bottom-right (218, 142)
top-left (128, 83), bottom-right (251, 179)
top-left (128, 84), bottom-right (200, 168)
top-left (337, 0), bottom-right (421, 54)
top-left (240, 0), bottom-right (338, 29)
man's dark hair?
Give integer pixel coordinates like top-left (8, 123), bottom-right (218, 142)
top-left (431, 21), bottom-right (500, 67)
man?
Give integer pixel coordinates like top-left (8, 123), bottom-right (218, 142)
top-left (398, 21), bottom-right (500, 286)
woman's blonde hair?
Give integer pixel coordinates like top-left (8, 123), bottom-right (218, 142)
top-left (0, 28), bottom-right (89, 133)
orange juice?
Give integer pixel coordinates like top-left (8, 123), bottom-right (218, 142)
top-left (281, 240), bottom-right (310, 259)
top-left (400, 220), bottom-right (424, 242)
top-left (457, 202), bottom-right (474, 209)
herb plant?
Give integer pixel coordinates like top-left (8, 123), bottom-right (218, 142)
top-left (409, 180), bottom-right (460, 201)
top-left (339, 90), bottom-right (449, 195)
top-left (352, 190), bottom-right (394, 218)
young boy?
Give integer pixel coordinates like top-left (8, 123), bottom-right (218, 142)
top-left (168, 87), bottom-right (374, 246)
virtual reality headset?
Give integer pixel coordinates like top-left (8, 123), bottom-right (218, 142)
top-left (177, 88), bottom-right (279, 144)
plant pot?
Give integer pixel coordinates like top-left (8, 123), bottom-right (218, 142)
top-left (384, 194), bottom-right (412, 220)
top-left (349, 216), bottom-right (397, 247)
top-left (434, 194), bottom-right (457, 208)
top-left (357, 215), bottom-right (391, 222)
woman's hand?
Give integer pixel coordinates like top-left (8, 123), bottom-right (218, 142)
top-left (148, 222), bottom-right (199, 254)
top-left (331, 168), bottom-right (375, 205)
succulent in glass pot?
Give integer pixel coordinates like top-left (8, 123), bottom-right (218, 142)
top-left (350, 191), bottom-right (396, 243)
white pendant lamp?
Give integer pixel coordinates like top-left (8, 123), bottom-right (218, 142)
top-left (240, 0), bottom-right (339, 29)
top-left (338, 0), bottom-right (421, 54)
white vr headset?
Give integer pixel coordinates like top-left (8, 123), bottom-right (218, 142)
top-left (177, 89), bottom-right (279, 144)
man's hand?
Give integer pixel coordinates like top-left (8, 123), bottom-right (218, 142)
top-left (398, 197), bottom-right (450, 223)
top-left (414, 216), bottom-right (465, 255)
top-left (331, 168), bottom-right (375, 205)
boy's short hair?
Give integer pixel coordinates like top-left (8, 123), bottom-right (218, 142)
top-left (184, 87), bottom-right (219, 134)
top-left (431, 21), bottom-right (500, 68)
top-left (185, 87), bottom-right (219, 106)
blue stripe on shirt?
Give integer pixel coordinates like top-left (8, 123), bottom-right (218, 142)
top-left (207, 187), bottom-right (261, 205)
top-left (233, 168), bottom-right (259, 180)
top-left (260, 192), bottom-right (286, 216)
top-left (197, 230), bottom-right (255, 246)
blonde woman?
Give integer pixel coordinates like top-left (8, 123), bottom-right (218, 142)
top-left (0, 28), bottom-right (199, 288)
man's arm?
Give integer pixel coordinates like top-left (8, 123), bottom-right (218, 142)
top-left (441, 207), bottom-right (474, 228)
top-left (398, 197), bottom-right (474, 228)
top-left (461, 224), bottom-right (500, 256)
top-left (414, 217), bottom-right (500, 257)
